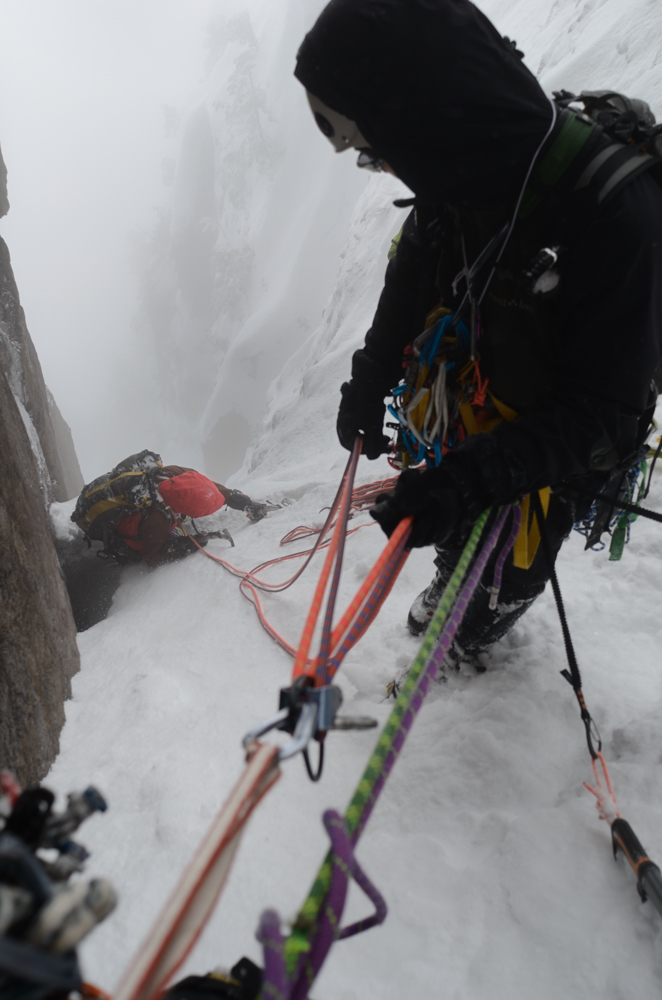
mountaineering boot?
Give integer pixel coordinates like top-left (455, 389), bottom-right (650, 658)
top-left (386, 638), bottom-right (484, 697)
top-left (407, 569), bottom-right (447, 636)
top-left (406, 542), bottom-right (545, 651)
top-left (26, 877), bottom-right (117, 954)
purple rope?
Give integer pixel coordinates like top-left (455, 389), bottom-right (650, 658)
top-left (337, 853), bottom-right (387, 939)
top-left (287, 811), bottom-right (387, 1000)
top-left (350, 505), bottom-right (512, 844)
top-left (292, 813), bottom-right (351, 998)
top-left (489, 506), bottom-right (522, 606)
top-left (325, 544), bottom-right (409, 682)
top-left (256, 909), bottom-right (288, 999)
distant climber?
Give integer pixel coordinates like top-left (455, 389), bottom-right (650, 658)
top-left (71, 450), bottom-right (269, 567)
top-left (295, 0), bottom-right (662, 666)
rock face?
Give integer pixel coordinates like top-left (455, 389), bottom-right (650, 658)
top-left (0, 142), bottom-right (81, 783)
top-left (0, 364), bottom-right (79, 784)
top-left (0, 236), bottom-right (83, 504)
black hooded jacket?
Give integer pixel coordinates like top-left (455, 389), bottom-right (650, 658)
top-left (295, 0), bottom-right (553, 208)
top-left (296, 0), bottom-right (662, 509)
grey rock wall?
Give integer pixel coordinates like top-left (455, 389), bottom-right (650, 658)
top-left (0, 234), bottom-right (83, 503)
top-left (0, 141), bottom-right (81, 783)
top-left (0, 143), bottom-right (82, 503)
top-left (0, 365), bottom-right (79, 784)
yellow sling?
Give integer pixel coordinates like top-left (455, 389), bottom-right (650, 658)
top-left (460, 390), bottom-right (550, 570)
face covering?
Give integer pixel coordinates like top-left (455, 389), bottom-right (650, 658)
top-left (295, 0), bottom-right (554, 209)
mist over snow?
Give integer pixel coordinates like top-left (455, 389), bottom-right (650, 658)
top-left (136, 1), bottom-right (369, 480)
top-left (0, 0), bottom-right (217, 478)
top-left (7, 0), bottom-right (662, 996)
top-left (1, 0), bottom-right (661, 482)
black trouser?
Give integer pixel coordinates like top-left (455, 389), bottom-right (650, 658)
top-left (433, 492), bottom-right (583, 654)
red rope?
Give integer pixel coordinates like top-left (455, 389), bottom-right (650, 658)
top-left (191, 461), bottom-right (403, 667)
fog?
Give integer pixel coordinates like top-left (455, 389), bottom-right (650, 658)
top-left (0, 0), bottom-right (220, 479)
top-left (0, 0), bottom-right (368, 485)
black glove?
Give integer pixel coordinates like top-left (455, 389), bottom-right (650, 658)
top-left (225, 489), bottom-right (251, 511)
top-left (370, 467), bottom-right (466, 549)
top-left (337, 381), bottom-right (390, 459)
top-left (336, 350), bottom-right (394, 460)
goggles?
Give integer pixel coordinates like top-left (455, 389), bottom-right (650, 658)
top-left (356, 149), bottom-right (385, 172)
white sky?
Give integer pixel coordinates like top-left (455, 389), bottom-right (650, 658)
top-left (0, 0), bottom-right (217, 477)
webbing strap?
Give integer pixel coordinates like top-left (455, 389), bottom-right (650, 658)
top-left (512, 488), bottom-right (550, 570)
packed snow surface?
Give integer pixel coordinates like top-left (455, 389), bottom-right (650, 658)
top-left (49, 454), bottom-right (662, 999)
top-left (44, 0), bottom-right (662, 996)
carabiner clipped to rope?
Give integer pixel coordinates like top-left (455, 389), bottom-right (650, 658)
top-left (242, 675), bottom-right (377, 781)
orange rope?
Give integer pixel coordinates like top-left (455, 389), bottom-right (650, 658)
top-left (291, 443), bottom-right (361, 679)
top-left (325, 516), bottom-right (412, 660)
top-left (190, 461), bottom-right (403, 668)
top-left (79, 984), bottom-right (112, 1000)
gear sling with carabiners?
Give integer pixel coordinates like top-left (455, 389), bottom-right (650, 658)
top-left (388, 302), bottom-right (552, 570)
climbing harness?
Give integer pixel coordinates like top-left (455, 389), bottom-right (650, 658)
top-left (387, 306), bottom-right (551, 571)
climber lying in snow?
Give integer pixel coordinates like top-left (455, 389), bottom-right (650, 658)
top-left (71, 450), bottom-right (268, 567)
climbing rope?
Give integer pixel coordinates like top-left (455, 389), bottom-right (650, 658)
top-left (120, 435), bottom-right (662, 1000)
top-left (113, 447), bottom-right (417, 999)
top-left (254, 506), bottom-right (516, 999)
top-left (191, 451), bottom-right (400, 665)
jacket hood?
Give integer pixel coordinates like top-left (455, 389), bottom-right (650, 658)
top-left (295, 0), bottom-right (553, 208)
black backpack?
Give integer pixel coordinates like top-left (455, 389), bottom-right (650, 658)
top-left (519, 89), bottom-right (662, 221)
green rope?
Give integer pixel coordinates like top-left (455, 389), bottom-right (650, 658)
top-left (284, 511), bottom-right (490, 973)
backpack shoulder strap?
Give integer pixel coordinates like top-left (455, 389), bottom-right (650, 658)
top-left (520, 106), bottom-right (659, 220)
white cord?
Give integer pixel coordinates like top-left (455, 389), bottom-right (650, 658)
top-left (477, 96), bottom-right (558, 306)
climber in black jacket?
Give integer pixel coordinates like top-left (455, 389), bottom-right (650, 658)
top-left (295, 0), bottom-right (662, 662)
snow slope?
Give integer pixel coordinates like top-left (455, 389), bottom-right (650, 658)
top-left (45, 0), bottom-right (662, 996)
top-left (49, 464), bottom-right (662, 999)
